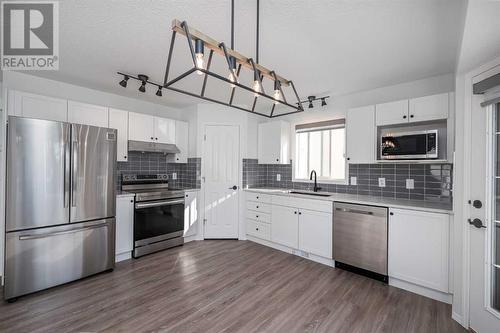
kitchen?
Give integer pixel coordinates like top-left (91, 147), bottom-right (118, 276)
top-left (0, 1), bottom-right (500, 332)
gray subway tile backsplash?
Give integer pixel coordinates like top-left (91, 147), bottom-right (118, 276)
top-left (242, 158), bottom-right (453, 203)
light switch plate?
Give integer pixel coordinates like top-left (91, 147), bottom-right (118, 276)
top-left (406, 179), bottom-right (414, 189)
top-left (350, 176), bottom-right (357, 185)
top-left (172, 172), bottom-right (177, 180)
top-left (277, 174), bottom-right (281, 181)
top-left (378, 177), bottom-right (386, 187)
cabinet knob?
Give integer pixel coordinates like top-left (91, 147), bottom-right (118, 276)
top-left (256, 228), bottom-right (259, 231)
top-left (130, 200), bottom-right (133, 203)
top-left (403, 115), bottom-right (407, 119)
top-left (390, 212), bottom-right (394, 216)
top-left (276, 158), bottom-right (279, 162)
top-left (124, 155), bottom-right (127, 159)
top-left (155, 137), bottom-right (158, 140)
top-left (256, 196), bottom-right (259, 199)
top-left (256, 205), bottom-right (259, 209)
top-left (347, 157), bottom-right (350, 161)
top-left (410, 114), bottom-right (414, 118)
top-left (150, 137), bottom-right (154, 140)
top-left (299, 212), bottom-right (302, 215)
top-left (256, 215), bottom-right (259, 218)
top-left (176, 158), bottom-right (179, 161)
top-left (294, 211), bottom-right (297, 214)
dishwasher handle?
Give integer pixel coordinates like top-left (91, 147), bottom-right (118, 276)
top-left (335, 207), bottom-right (374, 215)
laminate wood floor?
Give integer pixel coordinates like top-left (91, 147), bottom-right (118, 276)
top-left (0, 240), bottom-right (465, 333)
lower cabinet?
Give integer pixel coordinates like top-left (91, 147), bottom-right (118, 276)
top-left (388, 208), bottom-right (449, 292)
top-left (184, 191), bottom-right (199, 238)
top-left (271, 205), bottom-right (299, 248)
top-left (116, 195), bottom-right (134, 261)
top-left (298, 209), bottom-right (332, 259)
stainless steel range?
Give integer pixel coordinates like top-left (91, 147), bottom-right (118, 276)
top-left (122, 174), bottom-right (185, 258)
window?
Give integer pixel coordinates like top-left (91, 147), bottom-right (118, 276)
top-left (294, 120), bottom-right (346, 181)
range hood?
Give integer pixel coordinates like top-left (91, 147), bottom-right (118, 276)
top-left (128, 140), bottom-right (180, 154)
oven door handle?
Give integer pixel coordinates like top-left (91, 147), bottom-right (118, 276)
top-left (135, 199), bottom-right (185, 209)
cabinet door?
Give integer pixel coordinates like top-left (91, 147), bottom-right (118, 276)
top-left (408, 93), bottom-right (449, 123)
top-left (129, 112), bottom-right (154, 142)
top-left (68, 101), bottom-right (108, 127)
top-left (258, 121), bottom-right (283, 164)
top-left (346, 105), bottom-right (375, 163)
top-left (184, 192), bottom-right (199, 237)
top-left (375, 99), bottom-right (409, 126)
top-left (388, 208), bottom-right (449, 292)
top-left (271, 204), bottom-right (299, 248)
top-left (298, 209), bottom-right (332, 258)
top-left (175, 120), bottom-right (188, 163)
top-left (109, 108), bottom-right (129, 162)
top-left (10, 90), bottom-right (68, 122)
top-left (154, 117), bottom-right (175, 144)
top-left (116, 196), bottom-right (134, 256)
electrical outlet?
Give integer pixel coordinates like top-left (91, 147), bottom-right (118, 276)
top-left (277, 174), bottom-right (281, 181)
top-left (378, 177), bottom-right (386, 187)
top-left (350, 176), bottom-right (357, 185)
top-left (172, 172), bottom-right (177, 180)
top-left (406, 179), bottom-right (414, 189)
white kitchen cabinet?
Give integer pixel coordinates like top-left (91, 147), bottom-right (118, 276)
top-left (128, 112), bottom-right (155, 142)
top-left (408, 93), bottom-right (449, 123)
top-left (271, 204), bottom-right (299, 248)
top-left (109, 108), bottom-right (129, 162)
top-left (68, 101), bottom-right (108, 127)
top-left (388, 208), bottom-right (449, 292)
top-left (184, 191), bottom-right (199, 238)
top-left (174, 120), bottom-right (188, 163)
top-left (346, 105), bottom-right (376, 163)
top-left (298, 209), bottom-right (332, 259)
top-left (258, 120), bottom-right (290, 164)
top-left (375, 99), bottom-right (408, 126)
top-left (155, 117), bottom-right (175, 144)
top-left (116, 195), bottom-right (134, 261)
top-left (8, 90), bottom-right (68, 122)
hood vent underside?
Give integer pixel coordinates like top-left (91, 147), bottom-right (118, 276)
top-left (128, 140), bottom-right (180, 154)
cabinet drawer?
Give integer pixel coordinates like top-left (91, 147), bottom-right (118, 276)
top-left (246, 192), bottom-right (272, 203)
top-left (247, 220), bottom-right (271, 240)
top-left (246, 201), bottom-right (271, 213)
top-left (246, 210), bottom-right (271, 224)
top-left (272, 195), bottom-right (332, 213)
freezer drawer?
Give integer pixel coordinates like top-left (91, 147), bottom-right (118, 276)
top-left (333, 202), bottom-right (388, 275)
top-left (4, 218), bottom-right (115, 300)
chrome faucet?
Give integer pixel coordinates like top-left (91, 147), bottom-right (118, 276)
top-left (309, 170), bottom-right (321, 192)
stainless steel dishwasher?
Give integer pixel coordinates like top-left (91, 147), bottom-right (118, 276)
top-left (333, 202), bottom-right (388, 282)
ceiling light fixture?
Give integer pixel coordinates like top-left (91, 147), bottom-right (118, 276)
top-left (321, 98), bottom-right (327, 106)
top-left (138, 74), bottom-right (148, 93)
top-left (195, 39), bottom-right (204, 75)
top-left (119, 75), bottom-right (129, 88)
top-left (298, 95), bottom-right (330, 110)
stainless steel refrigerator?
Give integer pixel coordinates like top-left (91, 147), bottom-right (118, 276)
top-left (4, 116), bottom-right (117, 300)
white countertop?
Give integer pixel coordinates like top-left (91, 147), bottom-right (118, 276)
top-left (244, 188), bottom-right (453, 214)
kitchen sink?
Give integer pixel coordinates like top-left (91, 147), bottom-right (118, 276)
top-left (289, 191), bottom-right (331, 197)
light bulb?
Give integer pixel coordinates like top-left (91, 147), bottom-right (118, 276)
top-left (195, 53), bottom-right (204, 75)
top-left (253, 80), bottom-right (262, 97)
top-left (273, 89), bottom-right (281, 105)
top-left (228, 70), bottom-right (237, 88)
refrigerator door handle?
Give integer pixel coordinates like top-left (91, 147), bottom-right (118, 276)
top-left (71, 140), bottom-right (79, 207)
top-left (18, 222), bottom-right (108, 241)
top-left (63, 131), bottom-right (71, 208)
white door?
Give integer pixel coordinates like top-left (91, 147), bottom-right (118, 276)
top-left (203, 125), bottom-right (240, 238)
top-left (346, 105), bottom-right (376, 163)
top-left (468, 94), bottom-right (500, 332)
top-left (109, 108), bottom-right (129, 162)
top-left (154, 117), bottom-right (175, 144)
top-left (67, 101), bottom-right (108, 127)
top-left (271, 204), bottom-right (299, 248)
top-left (129, 112), bottom-right (154, 142)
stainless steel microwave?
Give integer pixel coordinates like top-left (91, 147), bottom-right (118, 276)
top-left (380, 130), bottom-right (438, 160)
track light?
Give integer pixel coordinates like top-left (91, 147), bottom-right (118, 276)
top-left (139, 81), bottom-right (146, 92)
top-left (119, 75), bottom-right (129, 88)
top-left (321, 98), bottom-right (327, 106)
top-left (156, 86), bottom-right (162, 97)
top-left (137, 74), bottom-right (148, 93)
top-left (308, 101), bottom-right (313, 108)
top-left (195, 39), bottom-right (204, 75)
top-left (228, 56), bottom-right (238, 88)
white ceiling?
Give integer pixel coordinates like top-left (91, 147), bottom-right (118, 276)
top-left (29, 0), bottom-right (466, 109)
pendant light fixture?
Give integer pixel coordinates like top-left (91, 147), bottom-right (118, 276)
top-left (195, 39), bottom-right (204, 75)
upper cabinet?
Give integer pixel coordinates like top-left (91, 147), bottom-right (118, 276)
top-left (128, 112), bottom-right (175, 144)
top-left (109, 108), bottom-right (129, 162)
top-left (376, 93), bottom-right (449, 126)
top-left (174, 120), bottom-right (188, 163)
top-left (346, 105), bottom-right (375, 164)
top-left (408, 93), bottom-right (449, 123)
top-left (258, 120), bottom-right (290, 164)
top-left (8, 90), bottom-right (68, 122)
top-left (67, 101), bottom-right (108, 127)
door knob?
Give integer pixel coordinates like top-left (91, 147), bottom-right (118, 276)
top-left (228, 185), bottom-right (238, 190)
top-left (468, 218), bottom-right (486, 229)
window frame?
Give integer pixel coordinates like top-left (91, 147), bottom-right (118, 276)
top-left (292, 122), bottom-right (348, 185)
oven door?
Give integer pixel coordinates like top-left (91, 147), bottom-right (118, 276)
top-left (381, 133), bottom-right (429, 159)
top-left (134, 198), bottom-right (185, 248)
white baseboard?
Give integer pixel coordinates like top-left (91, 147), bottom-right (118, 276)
top-left (389, 277), bottom-right (452, 304)
top-left (115, 252), bottom-right (131, 263)
top-left (184, 235), bottom-right (198, 243)
top-left (451, 311), bottom-right (467, 329)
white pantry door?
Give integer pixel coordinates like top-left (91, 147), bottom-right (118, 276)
top-left (468, 93), bottom-right (500, 332)
top-left (203, 125), bottom-right (240, 238)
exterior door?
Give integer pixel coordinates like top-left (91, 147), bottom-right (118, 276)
top-left (203, 125), bottom-right (239, 238)
top-left (70, 124), bottom-right (116, 223)
top-left (468, 96), bottom-right (500, 332)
